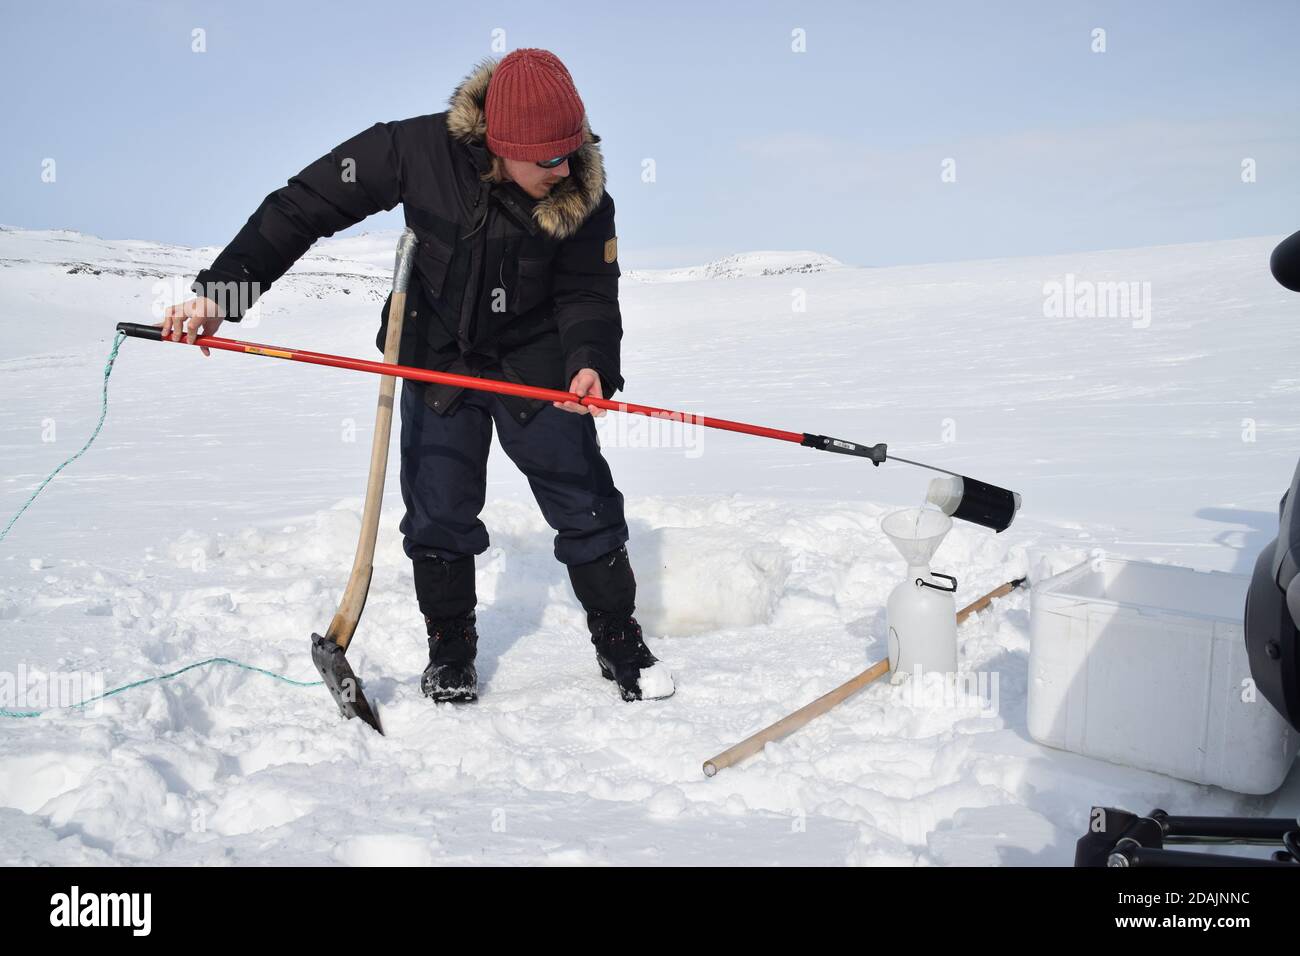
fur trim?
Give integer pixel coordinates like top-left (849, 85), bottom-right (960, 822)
top-left (446, 56), bottom-right (606, 241)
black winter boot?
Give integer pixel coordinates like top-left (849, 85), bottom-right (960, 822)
top-left (568, 545), bottom-right (675, 702)
top-left (413, 555), bottom-right (479, 703)
top-left (421, 611), bottom-right (479, 703)
top-left (589, 611), bottom-right (673, 701)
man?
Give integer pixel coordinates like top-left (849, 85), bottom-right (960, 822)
top-left (161, 49), bottom-right (673, 704)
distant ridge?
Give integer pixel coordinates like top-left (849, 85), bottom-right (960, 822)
top-left (625, 251), bottom-right (846, 283)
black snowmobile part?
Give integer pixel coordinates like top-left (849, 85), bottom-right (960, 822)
top-left (311, 633), bottom-right (384, 734)
top-left (1076, 806), bottom-right (1299, 867)
top-left (1243, 455), bottom-right (1300, 732)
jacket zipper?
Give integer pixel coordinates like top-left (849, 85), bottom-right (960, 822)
top-left (459, 182), bottom-right (491, 350)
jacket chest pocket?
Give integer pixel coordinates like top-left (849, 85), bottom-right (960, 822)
top-left (416, 232), bottom-right (455, 301)
top-left (511, 255), bottom-right (553, 316)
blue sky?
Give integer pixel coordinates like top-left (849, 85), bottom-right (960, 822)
top-left (3, 0), bottom-right (1297, 268)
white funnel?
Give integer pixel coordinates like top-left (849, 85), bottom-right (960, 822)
top-left (881, 507), bottom-right (958, 680)
top-left (881, 507), bottom-right (952, 567)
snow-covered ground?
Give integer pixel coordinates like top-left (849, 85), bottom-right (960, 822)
top-left (1, 225), bottom-right (1297, 865)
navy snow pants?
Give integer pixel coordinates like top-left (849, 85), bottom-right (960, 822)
top-left (398, 381), bottom-right (630, 567)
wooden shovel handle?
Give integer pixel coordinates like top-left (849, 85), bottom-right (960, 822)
top-left (323, 229), bottom-right (418, 651)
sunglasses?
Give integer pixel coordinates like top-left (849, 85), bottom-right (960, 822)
top-left (535, 151), bottom-right (577, 169)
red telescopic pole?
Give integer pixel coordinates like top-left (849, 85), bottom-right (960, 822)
top-left (112, 322), bottom-right (1023, 532)
top-left (114, 322), bottom-right (859, 453)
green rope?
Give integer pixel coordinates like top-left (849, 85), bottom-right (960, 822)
top-left (0, 332), bottom-right (325, 719)
top-left (0, 656), bottom-right (323, 718)
top-left (0, 331), bottom-right (127, 544)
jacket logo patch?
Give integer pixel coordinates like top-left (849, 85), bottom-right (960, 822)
top-left (603, 236), bottom-right (618, 264)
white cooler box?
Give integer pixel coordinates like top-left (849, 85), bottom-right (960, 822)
top-left (1028, 557), bottom-right (1299, 794)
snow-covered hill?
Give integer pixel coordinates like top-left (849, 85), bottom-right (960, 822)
top-left (624, 250), bottom-right (845, 282)
top-left (1, 226), bottom-right (1297, 865)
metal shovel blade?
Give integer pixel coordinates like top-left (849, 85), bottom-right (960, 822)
top-left (310, 633), bottom-right (384, 735)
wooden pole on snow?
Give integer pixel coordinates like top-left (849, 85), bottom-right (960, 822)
top-left (701, 577), bottom-right (1025, 777)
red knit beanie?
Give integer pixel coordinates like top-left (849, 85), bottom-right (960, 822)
top-left (485, 49), bottom-right (587, 162)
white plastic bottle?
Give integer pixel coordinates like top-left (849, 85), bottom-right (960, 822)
top-left (881, 509), bottom-right (958, 681)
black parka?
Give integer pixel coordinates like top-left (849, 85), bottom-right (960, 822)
top-left (192, 56), bottom-right (624, 425)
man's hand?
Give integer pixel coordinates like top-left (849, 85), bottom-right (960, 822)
top-left (554, 368), bottom-right (606, 417)
top-left (158, 297), bottom-right (225, 357)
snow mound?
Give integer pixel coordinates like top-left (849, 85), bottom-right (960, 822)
top-left (635, 525), bottom-right (792, 636)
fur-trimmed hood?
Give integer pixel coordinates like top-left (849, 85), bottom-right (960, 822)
top-left (445, 56), bottom-right (606, 242)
